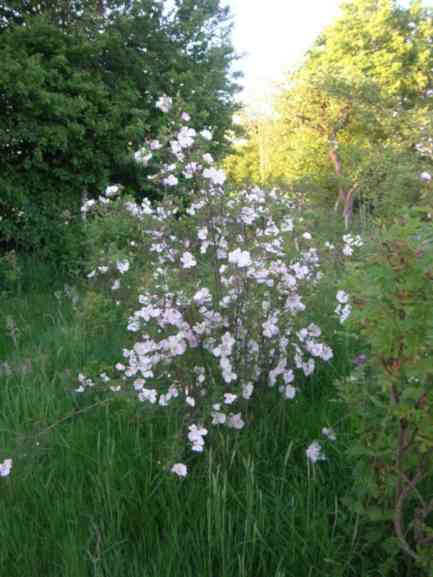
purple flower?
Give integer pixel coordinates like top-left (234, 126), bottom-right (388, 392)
top-left (353, 354), bottom-right (367, 366)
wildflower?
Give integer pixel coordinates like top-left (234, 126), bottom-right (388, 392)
top-left (149, 140), bottom-right (162, 150)
top-left (202, 153), bottom-right (214, 164)
top-left (181, 111), bottom-right (191, 122)
top-left (105, 185), bottom-right (120, 197)
top-left (116, 260), bottom-right (130, 274)
top-left (353, 353), bottom-right (367, 366)
top-left (163, 175), bottom-right (178, 187)
top-left (306, 441), bottom-right (326, 463)
top-left (322, 427), bottom-right (336, 441)
top-left (134, 149), bottom-right (152, 165)
top-left (282, 385), bottom-right (297, 399)
top-left (181, 252), bottom-right (197, 269)
top-left (177, 127), bottom-right (196, 148)
top-left (242, 382), bottom-right (254, 400)
top-left (171, 463), bottom-right (187, 477)
top-left (203, 167), bottom-right (226, 186)
top-left (228, 248), bottom-right (251, 268)
top-left (156, 95), bottom-right (173, 113)
top-left (200, 129), bottom-right (213, 141)
top-left (227, 413), bottom-right (245, 430)
top-left (0, 458), bottom-right (12, 478)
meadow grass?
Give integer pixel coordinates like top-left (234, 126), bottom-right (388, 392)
top-left (0, 261), bottom-right (381, 577)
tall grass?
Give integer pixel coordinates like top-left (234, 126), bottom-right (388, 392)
top-left (0, 260), bottom-right (380, 577)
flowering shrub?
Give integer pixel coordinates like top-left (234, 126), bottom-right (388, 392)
top-left (75, 99), bottom-right (364, 478)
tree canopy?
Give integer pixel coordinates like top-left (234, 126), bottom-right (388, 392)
top-left (0, 0), bottom-right (240, 253)
top-left (226, 0), bottom-right (433, 225)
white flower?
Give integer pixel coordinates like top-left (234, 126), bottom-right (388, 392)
top-left (177, 127), bottom-right (196, 148)
top-left (228, 248), bottom-right (251, 268)
top-left (0, 458), bottom-right (12, 477)
top-left (116, 260), bottom-right (130, 274)
top-left (200, 129), bottom-right (213, 141)
top-left (186, 396), bottom-right (195, 407)
top-left (224, 393), bottom-right (237, 405)
top-left (336, 290), bottom-right (349, 304)
top-left (193, 287), bottom-right (212, 305)
top-left (242, 382), bottom-right (254, 400)
top-left (164, 174), bottom-right (178, 187)
top-left (112, 279), bottom-right (121, 291)
top-left (203, 167), bottom-right (226, 186)
top-left (181, 112), bottom-right (191, 122)
top-left (202, 153), bottom-right (214, 164)
top-left (134, 149), bottom-right (152, 165)
top-left (105, 185), bottom-right (120, 197)
top-left (171, 463), bottom-right (187, 477)
top-left (336, 303), bottom-right (352, 323)
top-left (420, 171), bottom-right (431, 181)
top-left (138, 388), bottom-right (158, 404)
top-left (306, 441), bottom-right (326, 463)
top-left (181, 252), bottom-right (197, 269)
top-left (156, 95), bottom-right (173, 113)
top-left (322, 427), bottom-right (336, 441)
top-left (197, 226), bottom-right (208, 240)
top-left (282, 385), bottom-right (297, 399)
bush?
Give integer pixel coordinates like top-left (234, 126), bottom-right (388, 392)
top-left (339, 208), bottom-right (433, 575)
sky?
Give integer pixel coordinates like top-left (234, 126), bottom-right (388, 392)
top-left (227, 0), bottom-right (343, 111)
top-left (226, 0), bottom-right (432, 113)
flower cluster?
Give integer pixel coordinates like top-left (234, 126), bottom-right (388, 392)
top-left (335, 290), bottom-right (352, 324)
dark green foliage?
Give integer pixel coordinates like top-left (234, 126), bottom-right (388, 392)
top-left (0, 0), bottom-right (240, 261)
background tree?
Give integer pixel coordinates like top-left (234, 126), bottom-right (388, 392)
top-left (0, 0), bottom-right (240, 259)
top-left (233, 0), bottom-right (433, 226)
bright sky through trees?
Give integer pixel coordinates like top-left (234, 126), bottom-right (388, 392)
top-left (227, 0), bottom-right (433, 112)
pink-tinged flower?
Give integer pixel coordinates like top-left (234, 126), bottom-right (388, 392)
top-left (149, 139), bottom-right (162, 150)
top-left (227, 413), bottom-right (245, 430)
top-left (353, 354), bottom-right (367, 366)
top-left (171, 463), bottom-right (187, 477)
top-left (181, 112), bottom-right (191, 122)
top-left (224, 393), bottom-right (237, 405)
top-left (306, 441), bottom-right (326, 463)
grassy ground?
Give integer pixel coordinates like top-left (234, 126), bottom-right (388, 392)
top-left (0, 262), bottom-right (380, 577)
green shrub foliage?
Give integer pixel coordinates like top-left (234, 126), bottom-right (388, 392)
top-left (0, 1), bottom-right (239, 260)
top-left (340, 209), bottom-right (433, 574)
